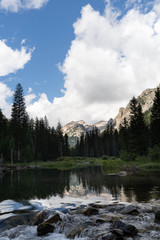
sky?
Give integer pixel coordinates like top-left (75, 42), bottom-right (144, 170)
top-left (0, 0), bottom-right (160, 127)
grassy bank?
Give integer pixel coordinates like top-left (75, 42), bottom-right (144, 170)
top-left (4, 156), bottom-right (160, 172)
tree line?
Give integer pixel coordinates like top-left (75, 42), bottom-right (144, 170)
top-left (0, 83), bottom-right (70, 164)
top-left (74, 87), bottom-right (160, 160)
top-left (0, 83), bottom-right (160, 163)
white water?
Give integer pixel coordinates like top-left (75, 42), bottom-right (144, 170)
top-left (0, 225), bottom-right (88, 240)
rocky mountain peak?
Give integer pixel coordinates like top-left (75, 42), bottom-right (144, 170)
top-left (114, 86), bottom-right (157, 129)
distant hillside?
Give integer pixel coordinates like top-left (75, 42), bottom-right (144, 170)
top-left (62, 119), bottom-right (113, 147)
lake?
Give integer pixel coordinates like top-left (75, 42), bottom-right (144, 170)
top-left (0, 167), bottom-right (160, 204)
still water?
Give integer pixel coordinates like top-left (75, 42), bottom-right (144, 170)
top-left (0, 167), bottom-right (160, 205)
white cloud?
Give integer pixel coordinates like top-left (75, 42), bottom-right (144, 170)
top-left (11, 2), bottom-right (160, 126)
top-left (0, 0), bottom-right (49, 12)
top-left (25, 93), bottom-right (36, 106)
top-left (28, 87), bottom-right (32, 93)
top-left (0, 82), bottom-right (13, 117)
top-left (0, 40), bottom-right (33, 77)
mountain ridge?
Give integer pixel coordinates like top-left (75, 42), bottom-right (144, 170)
top-left (62, 85), bottom-right (159, 146)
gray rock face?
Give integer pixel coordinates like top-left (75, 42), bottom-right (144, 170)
top-left (114, 86), bottom-right (158, 129)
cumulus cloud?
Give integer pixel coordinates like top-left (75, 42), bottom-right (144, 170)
top-left (0, 82), bottom-right (13, 117)
top-left (0, 0), bottom-right (49, 12)
top-left (26, 2), bottom-right (160, 126)
top-left (0, 40), bottom-right (33, 77)
top-left (25, 93), bottom-right (36, 106)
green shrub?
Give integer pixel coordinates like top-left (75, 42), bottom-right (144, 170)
top-left (101, 155), bottom-right (109, 160)
top-left (147, 145), bottom-right (160, 162)
top-left (102, 159), bottom-right (124, 172)
top-left (120, 150), bottom-right (137, 161)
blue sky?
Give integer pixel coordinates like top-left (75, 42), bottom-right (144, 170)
top-left (0, 0), bottom-right (159, 126)
top-left (0, 0), bottom-right (106, 100)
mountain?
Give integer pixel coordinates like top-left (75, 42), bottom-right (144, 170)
top-left (62, 119), bottom-right (113, 147)
top-left (114, 86), bottom-right (158, 128)
top-left (62, 85), bottom-right (159, 146)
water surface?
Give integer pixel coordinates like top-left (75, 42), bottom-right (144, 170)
top-left (0, 167), bottom-right (160, 206)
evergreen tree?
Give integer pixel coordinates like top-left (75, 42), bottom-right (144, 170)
top-left (56, 122), bottom-right (64, 156)
top-left (150, 87), bottom-right (160, 146)
top-left (11, 83), bottom-right (29, 161)
top-left (129, 97), bottom-right (148, 156)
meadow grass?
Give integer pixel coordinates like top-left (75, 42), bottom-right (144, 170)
top-left (5, 155), bottom-right (160, 172)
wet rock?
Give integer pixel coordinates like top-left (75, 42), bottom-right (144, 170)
top-left (97, 214), bottom-right (122, 223)
top-left (89, 203), bottom-right (106, 209)
top-left (120, 205), bottom-right (140, 215)
top-left (46, 213), bottom-right (62, 224)
top-left (0, 212), bottom-right (37, 232)
top-left (37, 222), bottom-right (55, 236)
top-left (83, 207), bottom-right (98, 216)
top-left (102, 233), bottom-right (124, 240)
top-left (155, 210), bottom-right (160, 223)
top-left (32, 210), bottom-right (47, 226)
top-left (111, 220), bottom-right (138, 237)
top-left (66, 224), bottom-right (84, 239)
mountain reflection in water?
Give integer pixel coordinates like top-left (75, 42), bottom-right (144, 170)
top-left (0, 167), bottom-right (160, 203)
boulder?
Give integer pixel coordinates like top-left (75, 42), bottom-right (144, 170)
top-left (102, 233), bottom-right (124, 240)
top-left (89, 203), bottom-right (106, 209)
top-left (155, 211), bottom-right (160, 223)
top-left (83, 207), bottom-right (98, 216)
top-left (37, 222), bottom-right (55, 236)
top-left (46, 213), bottom-right (62, 224)
top-left (120, 205), bottom-right (140, 215)
top-left (97, 214), bottom-right (121, 223)
top-left (32, 211), bottom-right (47, 226)
top-left (111, 220), bottom-right (138, 237)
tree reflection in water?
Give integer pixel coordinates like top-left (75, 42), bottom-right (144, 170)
top-left (0, 167), bottom-right (160, 203)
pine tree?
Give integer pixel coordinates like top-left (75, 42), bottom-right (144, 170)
top-left (129, 97), bottom-right (148, 156)
top-left (11, 83), bottom-right (28, 161)
top-left (150, 87), bottom-right (160, 146)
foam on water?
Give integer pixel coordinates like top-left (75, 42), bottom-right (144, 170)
top-left (0, 225), bottom-right (88, 240)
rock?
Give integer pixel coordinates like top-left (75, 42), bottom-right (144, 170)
top-left (155, 211), bottom-right (160, 223)
top-left (111, 220), bottom-right (138, 237)
top-left (66, 225), bottom-right (84, 239)
top-left (0, 212), bottom-right (37, 232)
top-left (89, 203), bottom-right (106, 209)
top-left (83, 207), bottom-right (98, 216)
top-left (37, 222), bottom-right (55, 236)
top-left (32, 211), bottom-right (47, 226)
top-left (102, 233), bottom-right (124, 240)
top-left (46, 213), bottom-right (62, 224)
top-left (120, 205), bottom-right (140, 215)
top-left (97, 214), bottom-right (121, 223)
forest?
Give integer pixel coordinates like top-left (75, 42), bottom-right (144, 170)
top-left (0, 83), bottom-right (160, 164)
